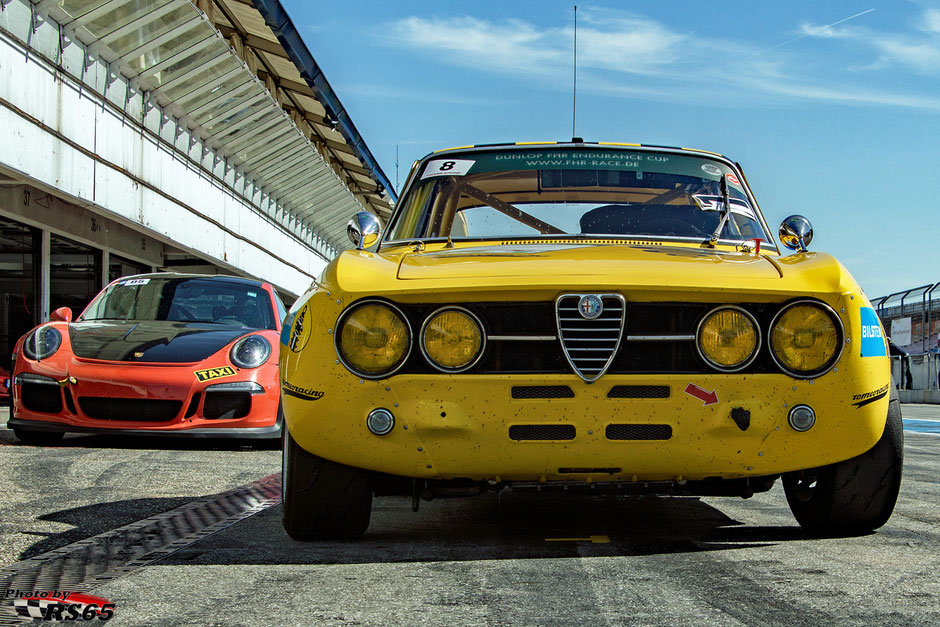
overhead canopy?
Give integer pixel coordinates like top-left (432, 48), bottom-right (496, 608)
top-left (35, 0), bottom-right (395, 255)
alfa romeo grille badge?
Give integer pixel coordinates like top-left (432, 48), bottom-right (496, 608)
top-left (578, 294), bottom-right (604, 320)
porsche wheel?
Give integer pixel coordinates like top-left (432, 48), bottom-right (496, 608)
top-left (783, 391), bottom-right (903, 535)
top-left (13, 427), bottom-right (65, 445)
top-left (281, 428), bottom-right (372, 540)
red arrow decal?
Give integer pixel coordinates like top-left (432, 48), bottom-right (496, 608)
top-left (684, 383), bottom-right (719, 406)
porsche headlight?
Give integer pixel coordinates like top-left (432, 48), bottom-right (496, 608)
top-left (421, 307), bottom-right (485, 372)
top-left (696, 307), bottom-right (760, 372)
top-left (336, 301), bottom-right (411, 378)
top-left (770, 301), bottom-right (843, 378)
top-left (23, 325), bottom-right (62, 361)
top-left (230, 335), bottom-right (271, 369)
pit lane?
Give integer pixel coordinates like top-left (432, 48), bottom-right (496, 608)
top-left (1, 406), bottom-right (938, 625)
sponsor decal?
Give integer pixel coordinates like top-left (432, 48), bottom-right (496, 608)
top-left (195, 366), bottom-right (237, 382)
top-left (701, 163), bottom-right (722, 176)
top-left (120, 278), bottom-right (149, 286)
top-left (852, 384), bottom-right (889, 408)
top-left (288, 304), bottom-right (311, 353)
top-left (859, 307), bottom-right (887, 357)
top-left (5, 590), bottom-right (115, 621)
top-left (725, 172), bottom-right (740, 185)
top-left (684, 383), bottom-right (719, 406)
top-left (282, 380), bottom-right (324, 401)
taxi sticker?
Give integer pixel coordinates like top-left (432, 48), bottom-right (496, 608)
top-left (859, 307), bottom-right (887, 357)
top-left (121, 278), bottom-right (150, 286)
top-left (421, 159), bottom-right (475, 179)
top-left (195, 366), bottom-right (237, 382)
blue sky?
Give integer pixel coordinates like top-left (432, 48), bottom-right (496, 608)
top-left (281, 0), bottom-right (940, 299)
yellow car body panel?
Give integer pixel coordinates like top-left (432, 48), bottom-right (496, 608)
top-left (281, 244), bottom-right (889, 483)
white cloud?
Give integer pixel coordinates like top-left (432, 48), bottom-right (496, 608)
top-left (381, 7), bottom-right (940, 112)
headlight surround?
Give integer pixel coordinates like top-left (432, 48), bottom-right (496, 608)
top-left (336, 301), bottom-right (412, 378)
top-left (420, 307), bottom-right (485, 372)
top-left (769, 300), bottom-right (843, 378)
top-left (696, 306), bottom-right (760, 372)
top-left (230, 334), bottom-right (271, 369)
top-left (23, 325), bottom-right (62, 361)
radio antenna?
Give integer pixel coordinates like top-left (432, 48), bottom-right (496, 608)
top-left (572, 5), bottom-right (578, 139)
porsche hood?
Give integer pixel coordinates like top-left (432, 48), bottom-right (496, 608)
top-left (68, 321), bottom-right (251, 363)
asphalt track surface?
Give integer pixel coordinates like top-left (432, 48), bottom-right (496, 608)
top-left (1, 405), bottom-right (938, 626)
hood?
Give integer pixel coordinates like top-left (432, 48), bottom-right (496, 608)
top-left (396, 243), bottom-right (781, 284)
top-left (68, 321), bottom-right (251, 363)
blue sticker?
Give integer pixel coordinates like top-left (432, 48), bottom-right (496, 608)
top-left (280, 311), bottom-right (296, 347)
top-left (859, 307), bottom-right (886, 357)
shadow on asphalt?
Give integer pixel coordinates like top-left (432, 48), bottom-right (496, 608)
top-left (0, 427), bottom-right (279, 451)
top-left (155, 493), bottom-right (792, 566)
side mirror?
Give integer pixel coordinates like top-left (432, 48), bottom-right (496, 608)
top-left (346, 212), bottom-right (382, 251)
top-left (50, 307), bottom-right (73, 322)
top-left (779, 215), bottom-right (814, 252)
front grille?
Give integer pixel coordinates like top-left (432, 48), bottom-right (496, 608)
top-left (511, 386), bottom-right (574, 399)
top-left (78, 397), bottom-right (182, 422)
top-left (509, 424), bottom-right (576, 441)
top-left (21, 383), bottom-right (63, 414)
top-left (606, 424), bottom-right (673, 440)
top-left (388, 300), bottom-right (777, 376)
top-left (556, 294), bottom-right (625, 380)
top-left (203, 392), bottom-right (251, 420)
top-left (607, 385), bottom-right (670, 399)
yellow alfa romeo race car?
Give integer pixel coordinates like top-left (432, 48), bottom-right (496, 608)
top-left (279, 141), bottom-right (902, 540)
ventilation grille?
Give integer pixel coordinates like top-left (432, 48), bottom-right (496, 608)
top-left (607, 385), bottom-right (670, 399)
top-left (78, 397), bottom-right (182, 422)
top-left (556, 294), bottom-right (625, 381)
top-left (605, 424), bottom-right (673, 440)
top-left (511, 386), bottom-right (574, 399)
top-left (509, 424), bottom-right (576, 441)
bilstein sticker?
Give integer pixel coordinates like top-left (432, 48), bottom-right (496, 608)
top-left (288, 304), bottom-right (311, 353)
top-left (859, 307), bottom-right (887, 357)
top-left (852, 384), bottom-right (888, 408)
top-left (282, 380), bottom-right (324, 401)
top-left (195, 366), bottom-right (237, 382)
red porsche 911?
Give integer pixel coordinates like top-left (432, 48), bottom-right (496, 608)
top-left (8, 273), bottom-right (285, 443)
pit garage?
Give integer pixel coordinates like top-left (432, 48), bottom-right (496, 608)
top-left (0, 0), bottom-right (395, 361)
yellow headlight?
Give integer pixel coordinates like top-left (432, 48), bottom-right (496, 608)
top-left (421, 308), bottom-right (484, 371)
top-left (338, 303), bottom-right (411, 377)
top-left (697, 307), bottom-right (759, 371)
top-left (770, 302), bottom-right (841, 376)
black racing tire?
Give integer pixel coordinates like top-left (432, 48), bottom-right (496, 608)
top-left (13, 427), bottom-right (65, 445)
top-left (281, 428), bottom-right (372, 540)
top-left (783, 390), bottom-right (903, 535)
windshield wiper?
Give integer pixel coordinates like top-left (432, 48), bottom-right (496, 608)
top-left (708, 176), bottom-right (731, 247)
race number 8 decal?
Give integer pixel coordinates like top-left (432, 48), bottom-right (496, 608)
top-left (421, 159), bottom-right (475, 179)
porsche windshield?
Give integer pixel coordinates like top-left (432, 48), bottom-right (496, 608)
top-left (81, 277), bottom-right (276, 329)
top-left (388, 148), bottom-right (770, 243)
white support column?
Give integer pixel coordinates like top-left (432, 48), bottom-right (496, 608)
top-left (101, 249), bottom-right (110, 289)
top-left (39, 229), bottom-right (50, 322)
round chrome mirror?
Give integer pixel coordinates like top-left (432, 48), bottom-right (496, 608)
top-left (779, 215), bottom-right (814, 252)
top-left (347, 212), bottom-right (381, 250)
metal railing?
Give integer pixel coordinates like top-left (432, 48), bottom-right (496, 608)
top-left (874, 282), bottom-right (940, 354)
top-left (891, 354), bottom-right (940, 391)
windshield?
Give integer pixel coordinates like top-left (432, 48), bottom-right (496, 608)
top-left (388, 147), bottom-right (770, 244)
top-left (81, 277), bottom-right (276, 330)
